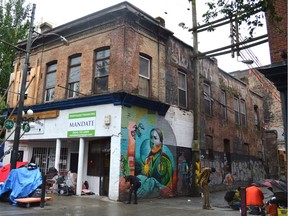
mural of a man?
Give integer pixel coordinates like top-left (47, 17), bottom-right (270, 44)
top-left (142, 128), bottom-right (173, 186)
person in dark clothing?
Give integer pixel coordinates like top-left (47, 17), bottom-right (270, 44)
top-left (125, 175), bottom-right (141, 204)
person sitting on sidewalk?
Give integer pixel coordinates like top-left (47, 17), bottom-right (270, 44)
top-left (197, 167), bottom-right (216, 210)
top-left (224, 188), bottom-right (241, 210)
top-left (246, 183), bottom-right (264, 215)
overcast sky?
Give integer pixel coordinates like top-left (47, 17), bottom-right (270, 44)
top-left (30, 0), bottom-right (271, 73)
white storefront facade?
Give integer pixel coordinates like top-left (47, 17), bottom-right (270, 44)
top-left (4, 103), bottom-right (122, 200)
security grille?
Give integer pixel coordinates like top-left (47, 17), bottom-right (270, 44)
top-left (32, 147), bottom-right (68, 173)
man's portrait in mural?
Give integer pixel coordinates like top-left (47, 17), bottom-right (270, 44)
top-left (119, 108), bottom-right (177, 200)
top-left (135, 127), bottom-right (175, 197)
top-left (142, 128), bottom-right (172, 185)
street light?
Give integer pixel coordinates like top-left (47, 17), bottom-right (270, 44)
top-left (237, 56), bottom-right (254, 65)
top-left (10, 3), bottom-right (69, 170)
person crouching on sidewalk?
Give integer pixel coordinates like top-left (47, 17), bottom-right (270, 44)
top-left (125, 175), bottom-right (141, 204)
top-left (197, 167), bottom-right (216, 210)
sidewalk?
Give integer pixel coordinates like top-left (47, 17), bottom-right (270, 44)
top-left (0, 187), bottom-right (273, 216)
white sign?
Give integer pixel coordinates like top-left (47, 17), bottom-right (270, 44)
top-left (67, 111), bottom-right (96, 137)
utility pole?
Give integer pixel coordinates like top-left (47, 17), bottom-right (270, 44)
top-left (10, 4), bottom-right (36, 170)
top-left (191, 0), bottom-right (201, 197)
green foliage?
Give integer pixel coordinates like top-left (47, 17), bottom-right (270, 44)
top-left (202, 0), bottom-right (279, 38)
top-left (0, 95), bottom-right (5, 136)
top-left (0, 0), bottom-right (31, 96)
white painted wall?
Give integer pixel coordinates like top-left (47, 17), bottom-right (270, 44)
top-left (165, 106), bottom-right (194, 148)
top-left (3, 104), bottom-right (122, 201)
top-left (5, 104), bottom-right (122, 141)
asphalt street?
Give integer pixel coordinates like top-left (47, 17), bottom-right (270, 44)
top-left (0, 188), bottom-right (273, 216)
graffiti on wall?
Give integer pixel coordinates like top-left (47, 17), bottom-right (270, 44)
top-left (119, 107), bottom-right (177, 199)
top-left (176, 148), bottom-right (192, 195)
top-left (167, 39), bottom-right (193, 70)
top-left (200, 157), bottom-right (265, 186)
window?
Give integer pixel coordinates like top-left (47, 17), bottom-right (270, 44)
top-left (67, 55), bottom-right (81, 98)
top-left (178, 71), bottom-right (187, 108)
top-left (240, 100), bottom-right (246, 126)
top-left (220, 90), bottom-right (227, 121)
top-left (234, 97), bottom-right (240, 125)
top-left (254, 105), bottom-right (260, 130)
top-left (94, 48), bottom-right (110, 94)
top-left (45, 62), bottom-right (57, 102)
top-left (204, 83), bottom-right (212, 116)
top-left (139, 55), bottom-right (150, 97)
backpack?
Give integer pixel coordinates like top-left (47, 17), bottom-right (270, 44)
top-left (224, 190), bottom-right (236, 202)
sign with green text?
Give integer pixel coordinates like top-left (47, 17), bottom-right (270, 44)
top-left (67, 111), bottom-right (96, 137)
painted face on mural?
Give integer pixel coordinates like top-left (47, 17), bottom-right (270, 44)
top-left (150, 128), bottom-right (163, 154)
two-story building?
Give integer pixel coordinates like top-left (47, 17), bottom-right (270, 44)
top-left (3, 1), bottom-right (265, 201)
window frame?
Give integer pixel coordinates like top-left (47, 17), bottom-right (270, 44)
top-left (45, 62), bottom-right (57, 102)
top-left (94, 48), bottom-right (110, 94)
top-left (67, 55), bottom-right (81, 98)
top-left (240, 99), bottom-right (247, 126)
top-left (234, 97), bottom-right (240, 125)
top-left (178, 71), bottom-right (187, 108)
top-left (203, 83), bottom-right (212, 116)
top-left (220, 90), bottom-right (227, 121)
top-left (139, 55), bottom-right (151, 97)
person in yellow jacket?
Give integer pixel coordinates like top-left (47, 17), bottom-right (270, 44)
top-left (197, 167), bottom-right (216, 210)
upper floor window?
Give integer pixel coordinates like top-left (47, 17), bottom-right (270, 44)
top-left (254, 105), bottom-right (260, 130)
top-left (203, 83), bottom-right (212, 116)
top-left (178, 71), bottom-right (187, 108)
top-left (220, 90), bottom-right (227, 121)
top-left (67, 55), bottom-right (81, 98)
top-left (234, 97), bottom-right (240, 125)
top-left (139, 55), bottom-right (150, 97)
top-left (94, 48), bottom-right (110, 94)
top-left (240, 100), bottom-right (246, 126)
top-left (45, 62), bottom-right (57, 102)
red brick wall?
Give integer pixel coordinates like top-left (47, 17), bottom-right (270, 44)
top-left (266, 0), bottom-right (287, 63)
top-left (10, 23), bottom-right (167, 107)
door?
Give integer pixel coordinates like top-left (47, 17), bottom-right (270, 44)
top-left (224, 139), bottom-right (231, 172)
top-left (70, 153), bottom-right (79, 173)
top-left (100, 141), bottom-right (110, 196)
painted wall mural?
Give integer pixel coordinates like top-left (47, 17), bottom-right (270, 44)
top-left (200, 156), bottom-right (265, 186)
top-left (119, 107), bottom-right (177, 199)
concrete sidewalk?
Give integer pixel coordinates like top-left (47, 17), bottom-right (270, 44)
top-left (0, 187), bottom-right (273, 216)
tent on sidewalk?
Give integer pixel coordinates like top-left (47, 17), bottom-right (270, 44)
top-left (0, 162), bottom-right (28, 183)
top-left (0, 165), bottom-right (42, 205)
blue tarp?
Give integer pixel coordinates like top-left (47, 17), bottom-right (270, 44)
top-left (0, 166), bottom-right (42, 205)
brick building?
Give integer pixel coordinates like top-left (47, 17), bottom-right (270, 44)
top-left (231, 68), bottom-right (284, 179)
top-left (3, 2), bottom-right (265, 200)
top-left (258, 0), bottom-right (287, 180)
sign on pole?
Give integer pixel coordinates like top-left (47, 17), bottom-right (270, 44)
top-left (22, 122), bottom-right (30, 132)
top-left (4, 119), bottom-right (14, 130)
